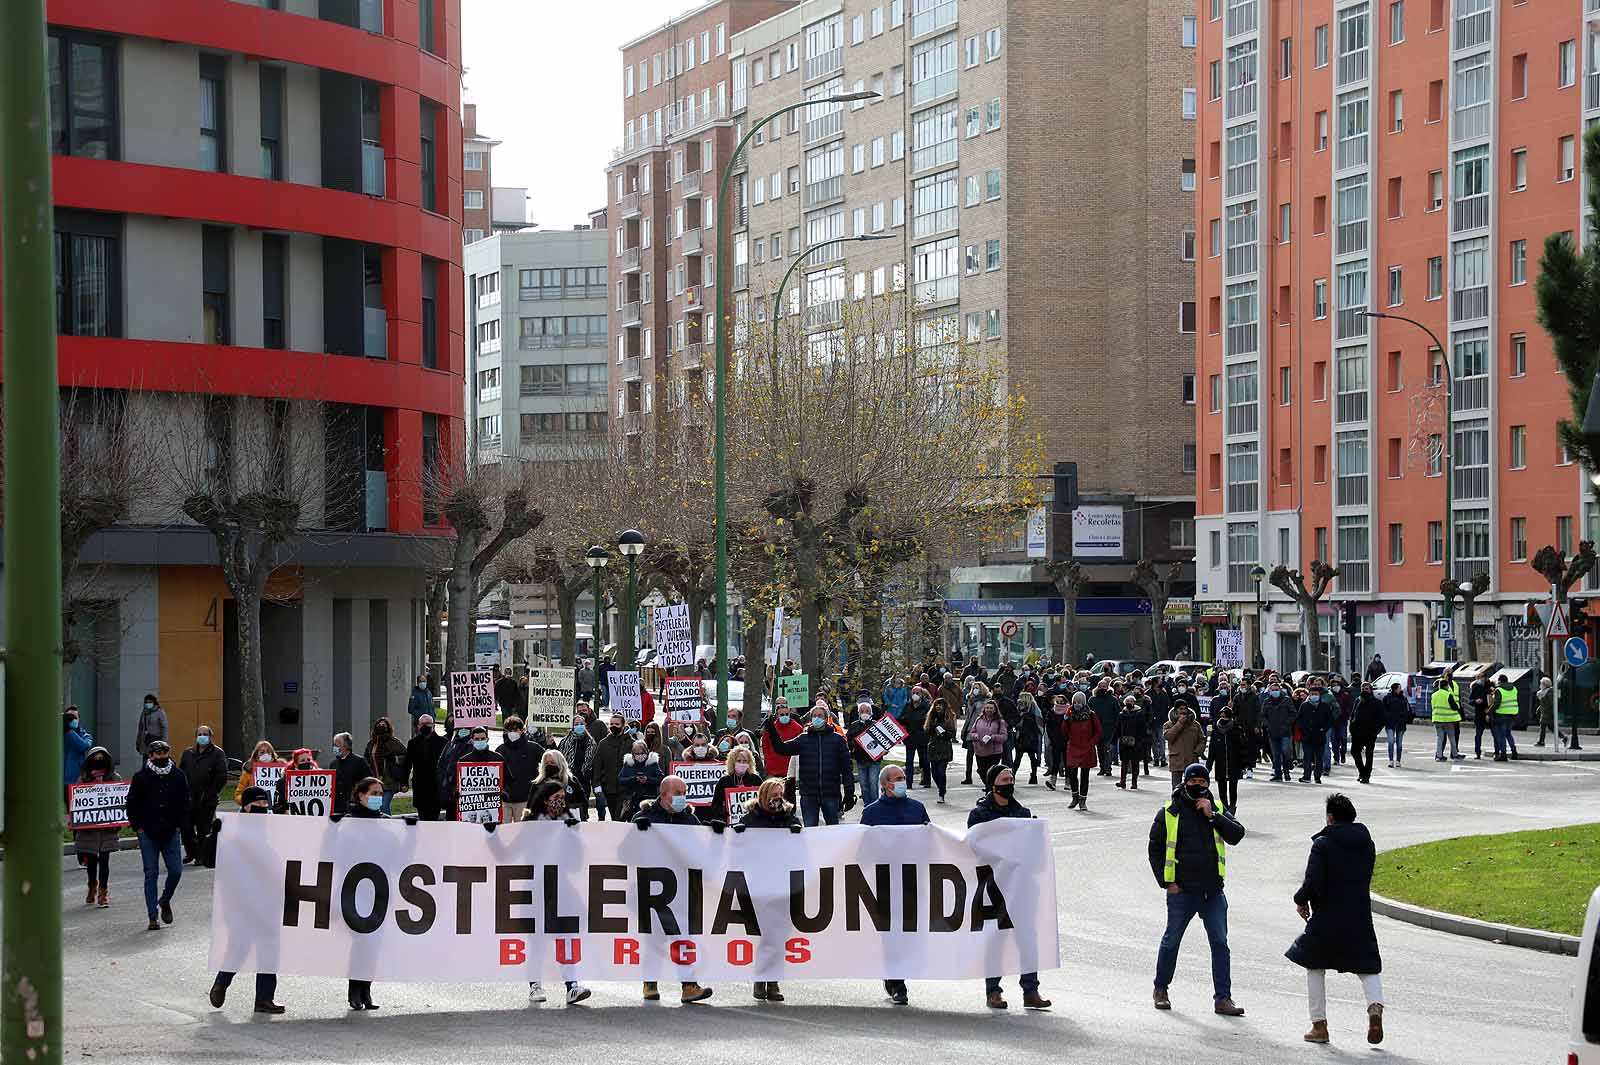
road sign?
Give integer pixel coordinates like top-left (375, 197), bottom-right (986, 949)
top-left (1565, 637), bottom-right (1589, 668)
top-left (999, 619), bottom-right (1020, 638)
top-left (1436, 618), bottom-right (1454, 641)
top-left (1546, 601), bottom-right (1572, 640)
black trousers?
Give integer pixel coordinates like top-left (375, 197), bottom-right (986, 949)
top-left (413, 793), bottom-right (442, 821)
top-left (182, 798), bottom-right (218, 857)
top-left (1067, 766), bottom-right (1091, 796)
top-left (1299, 731), bottom-right (1326, 781)
top-left (1216, 776), bottom-right (1237, 809)
top-left (1352, 732), bottom-right (1378, 780)
top-left (1119, 745), bottom-right (1142, 787)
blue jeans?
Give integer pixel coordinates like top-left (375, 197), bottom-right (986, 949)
top-left (904, 741), bottom-right (928, 784)
top-left (1385, 727), bottom-right (1404, 762)
top-left (139, 831), bottom-right (182, 920)
top-left (800, 795), bottom-right (842, 827)
top-left (1300, 732), bottom-right (1326, 780)
top-left (985, 972), bottom-right (1039, 996)
top-left (856, 761), bottom-right (881, 804)
top-left (1268, 735), bottom-right (1293, 778)
top-left (1490, 718), bottom-right (1511, 756)
top-left (1331, 721), bottom-right (1348, 762)
top-left (214, 971), bottom-right (277, 1003)
top-left (381, 789), bottom-right (396, 815)
top-left (1434, 723), bottom-right (1459, 758)
top-left (1154, 889), bottom-right (1231, 1001)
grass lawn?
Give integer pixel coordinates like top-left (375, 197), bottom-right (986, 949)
top-left (1371, 823), bottom-right (1600, 936)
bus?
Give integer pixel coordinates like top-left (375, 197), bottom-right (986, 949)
top-left (441, 619), bottom-right (595, 674)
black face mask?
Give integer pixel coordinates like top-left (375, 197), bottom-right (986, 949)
top-left (245, 805), bottom-right (269, 814)
top-left (1185, 784), bottom-right (1207, 801)
top-left (993, 783), bottom-right (1014, 800)
top-left (609, 725), bottom-right (623, 735)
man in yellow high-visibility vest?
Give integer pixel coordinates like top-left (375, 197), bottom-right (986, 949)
top-left (1430, 676), bottom-right (1462, 761)
top-left (1148, 762), bottom-right (1247, 1016)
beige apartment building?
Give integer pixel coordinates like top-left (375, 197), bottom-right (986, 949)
top-left (608, 0), bottom-right (1201, 664)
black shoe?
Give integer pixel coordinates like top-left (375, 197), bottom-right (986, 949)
top-left (360, 989), bottom-right (379, 1010)
top-left (208, 980), bottom-right (227, 1009)
top-left (753, 983), bottom-right (768, 1001)
top-left (253, 1001), bottom-right (286, 1015)
top-left (891, 988), bottom-right (908, 1006)
top-left (159, 899), bottom-right (173, 925)
top-left (349, 994), bottom-right (366, 1011)
top-left (147, 918), bottom-right (161, 931)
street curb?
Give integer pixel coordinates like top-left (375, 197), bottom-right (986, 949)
top-left (1371, 892), bottom-right (1580, 956)
top-left (1511, 749), bottom-right (1600, 762)
top-left (0, 837), bottom-right (143, 863)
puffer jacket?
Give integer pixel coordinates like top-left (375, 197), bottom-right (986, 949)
top-left (1164, 715), bottom-right (1206, 768)
top-left (966, 711), bottom-right (1008, 757)
top-left (1262, 689), bottom-right (1298, 738)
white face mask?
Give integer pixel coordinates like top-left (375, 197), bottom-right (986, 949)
top-left (257, 752), bottom-right (273, 763)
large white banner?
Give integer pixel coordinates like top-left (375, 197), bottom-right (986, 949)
top-left (208, 815), bottom-right (1057, 983)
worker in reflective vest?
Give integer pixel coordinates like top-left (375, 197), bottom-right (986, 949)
top-left (1148, 762), bottom-right (1247, 1017)
top-left (1491, 674), bottom-right (1520, 762)
top-left (1430, 679), bottom-right (1461, 761)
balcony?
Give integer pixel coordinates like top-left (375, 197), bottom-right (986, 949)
top-left (667, 98), bottom-right (729, 139)
top-left (622, 246), bottom-right (641, 273)
top-left (803, 299), bottom-right (843, 329)
top-left (684, 342), bottom-right (706, 367)
top-left (681, 171), bottom-right (703, 198)
top-left (805, 175), bottom-right (843, 208)
top-left (621, 191), bottom-right (641, 218)
top-left (805, 110), bottom-right (843, 144)
top-left (479, 384), bottom-right (502, 404)
top-left (621, 301), bottom-right (642, 327)
top-left (685, 287), bottom-right (704, 312)
top-left (681, 228), bottom-right (702, 256)
top-left (623, 410), bottom-right (642, 435)
top-left (805, 46), bottom-right (843, 82)
top-left (1588, 68), bottom-right (1600, 110)
top-left (363, 307), bottom-right (387, 358)
top-left (623, 356), bottom-right (643, 382)
top-left (361, 142), bottom-right (385, 197)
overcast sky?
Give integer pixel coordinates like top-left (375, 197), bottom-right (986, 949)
top-left (462, 0), bottom-right (678, 230)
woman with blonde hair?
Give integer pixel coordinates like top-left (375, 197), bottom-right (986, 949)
top-left (234, 740), bottom-right (281, 805)
top-left (735, 776), bottom-right (799, 1003)
top-left (711, 744), bottom-right (763, 822)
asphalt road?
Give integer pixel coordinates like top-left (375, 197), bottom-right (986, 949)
top-left (52, 745), bottom-right (1594, 1064)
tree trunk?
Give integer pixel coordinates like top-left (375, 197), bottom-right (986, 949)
top-left (557, 582), bottom-right (580, 666)
top-left (426, 576), bottom-right (447, 686)
top-left (236, 587), bottom-right (266, 746)
top-left (686, 589), bottom-right (709, 650)
top-left (1299, 603), bottom-right (1316, 671)
top-left (795, 534), bottom-right (822, 681)
top-left (445, 534), bottom-right (480, 678)
top-left (1147, 590), bottom-right (1167, 660)
top-left (1462, 596), bottom-right (1478, 660)
top-left (1062, 588), bottom-right (1080, 666)
top-left (742, 612), bottom-right (768, 721)
top-left (860, 572), bottom-right (884, 690)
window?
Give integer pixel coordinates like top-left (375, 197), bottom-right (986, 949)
top-left (1209, 217), bottom-right (1222, 257)
top-left (1182, 374), bottom-right (1197, 404)
top-left (1182, 16), bottom-right (1198, 47)
top-left (1226, 362), bottom-right (1259, 435)
top-left (872, 7), bottom-right (885, 35)
top-left (871, 137), bottom-right (885, 167)
top-left (912, 236), bottom-right (960, 303)
top-left (966, 106), bottom-right (981, 138)
top-left (1209, 530), bottom-right (1222, 571)
top-left (1181, 301), bottom-right (1198, 334)
top-left (1389, 90), bottom-right (1403, 132)
top-left (262, 233), bottom-right (285, 350)
top-left (1226, 40), bottom-right (1258, 119)
top-left (1509, 239), bottom-right (1527, 285)
top-left (54, 209), bottom-right (120, 337)
top-left (1388, 265), bottom-right (1403, 306)
top-left (1506, 516), bottom-right (1528, 562)
top-left (1560, 136), bottom-right (1577, 182)
top-left (1182, 88), bottom-right (1197, 118)
top-left (199, 55), bottom-right (227, 172)
top-left (1316, 111), bottom-right (1329, 150)
top-left (1510, 424), bottom-right (1527, 469)
top-left (1560, 515), bottom-right (1575, 556)
top-left (1509, 332), bottom-right (1527, 377)
top-left (1279, 365), bottom-right (1292, 406)
top-left (965, 35), bottom-right (980, 68)
top-left (1427, 169), bottom-right (1443, 211)
top-left (1181, 225), bottom-right (1197, 261)
top-left (890, 0), bottom-right (904, 28)
top-left (986, 99), bottom-right (1002, 130)
top-left (1227, 523), bottom-right (1260, 593)
top-left (911, 101), bottom-right (958, 171)
top-left (891, 130), bottom-right (904, 160)
top-left (912, 0), bottom-right (957, 36)
top-left (911, 33), bottom-right (958, 105)
top-left (1427, 255), bottom-right (1443, 300)
top-left (851, 14), bottom-right (864, 44)
top-left (1559, 40), bottom-right (1577, 88)
top-left (419, 100), bottom-right (437, 212)
top-left (1388, 523), bottom-right (1404, 565)
top-left (1181, 158), bottom-right (1196, 191)
top-left (420, 257), bottom-right (438, 369)
top-left (985, 238), bottom-right (1001, 270)
top-left (1313, 279), bottom-right (1328, 319)
top-left (202, 225), bottom-right (231, 345)
top-left (259, 66), bottom-right (284, 180)
top-left (1427, 78), bottom-right (1443, 123)
top-left (1512, 53), bottom-right (1528, 99)
top-left (985, 309), bottom-right (1001, 339)
top-left (47, 30), bottom-right (118, 159)
top-left (1428, 521), bottom-right (1443, 563)
top-left (464, 189), bottom-right (483, 210)
top-left (912, 172), bottom-right (958, 238)
top-left (1226, 442), bottom-right (1259, 513)
top-left (1337, 516), bottom-right (1371, 591)
top-left (1389, 0), bottom-right (1404, 43)
top-left (964, 244), bottom-right (980, 274)
top-left (986, 27), bottom-right (1003, 60)
top-left (985, 168), bottom-right (1002, 200)
top-left (1314, 24), bottom-right (1329, 67)
top-left (1279, 37), bottom-right (1293, 79)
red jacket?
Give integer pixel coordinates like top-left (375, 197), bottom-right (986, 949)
top-left (1063, 712), bottom-right (1104, 769)
top-left (762, 715), bottom-right (806, 776)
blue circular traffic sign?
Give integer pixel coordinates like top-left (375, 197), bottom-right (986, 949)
top-left (1565, 637), bottom-right (1590, 668)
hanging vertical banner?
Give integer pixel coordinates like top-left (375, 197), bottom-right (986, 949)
top-left (768, 606), bottom-right (786, 666)
top-left (652, 603), bottom-right (695, 668)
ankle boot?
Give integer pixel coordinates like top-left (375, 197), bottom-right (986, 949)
top-left (1367, 1003), bottom-right (1384, 1044)
top-left (1304, 1020), bottom-right (1329, 1043)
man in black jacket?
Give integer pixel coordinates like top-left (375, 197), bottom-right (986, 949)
top-left (765, 705), bottom-right (855, 826)
top-left (590, 712), bottom-right (631, 820)
top-left (633, 776), bottom-right (716, 1004)
top-left (178, 725), bottom-right (228, 864)
top-left (495, 715), bottom-right (545, 820)
top-left (1148, 762), bottom-right (1247, 1017)
top-left (402, 714), bottom-right (447, 820)
top-left (328, 732), bottom-right (371, 811)
top-left (126, 740), bottom-right (190, 931)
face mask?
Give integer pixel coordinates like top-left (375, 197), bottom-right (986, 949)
top-left (1269, 687), bottom-right (1281, 696)
top-left (891, 779), bottom-right (908, 799)
top-left (246, 804), bottom-right (269, 814)
top-left (506, 732), bottom-right (523, 743)
top-left (768, 797), bottom-right (784, 810)
top-left (548, 801), bottom-right (567, 818)
top-left (860, 710), bottom-right (873, 721)
top-left (543, 762), bottom-right (559, 776)
top-left (669, 794), bottom-right (689, 813)
top-left (1177, 686), bottom-right (1187, 693)
top-left (993, 783), bottom-right (1014, 800)
top-left (457, 729), bottom-right (471, 740)
top-left (196, 735), bottom-right (210, 746)
top-left (1185, 784), bottom-right (1207, 801)
top-left (90, 768), bottom-right (107, 780)
top-left (609, 724), bottom-right (623, 735)
top-left (778, 714), bottom-right (792, 725)
top-left (725, 717), bottom-right (738, 728)
top-left (734, 761), bottom-right (750, 775)
top-left (297, 761), bottom-right (313, 770)
top-left (693, 745), bottom-right (708, 757)
top-left (144, 702), bottom-right (155, 711)
top-left (573, 723), bottom-right (587, 736)
top-left (257, 752), bottom-right (273, 763)
top-left (151, 757), bottom-right (171, 768)
top-left (811, 716), bottom-right (826, 730)
top-left (1332, 685), bottom-right (1343, 692)
top-left (364, 794), bottom-right (383, 811)
top-left (472, 739), bottom-right (488, 751)
top-left (718, 741), bottom-right (731, 753)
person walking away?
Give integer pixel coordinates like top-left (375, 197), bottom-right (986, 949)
top-left (1468, 674), bottom-right (1494, 759)
top-left (135, 693), bottom-right (168, 758)
top-left (1149, 763), bottom-right (1247, 1016)
top-left (1015, 691), bottom-right (1045, 784)
top-left (1115, 696), bottom-right (1147, 791)
top-left (632, 775), bottom-right (717, 1004)
top-left (765, 706), bottom-right (855, 826)
top-left (735, 777), bottom-right (800, 1002)
top-left (1204, 706), bottom-right (1244, 809)
top-left (341, 777), bottom-right (390, 1009)
top-left (178, 726), bottom-right (227, 864)
top-left (862, 765), bottom-right (928, 1006)
top-left (924, 698), bottom-right (957, 803)
top-left (1349, 682), bottom-right (1385, 783)
top-left (1382, 683), bottom-right (1409, 767)
top-left (1492, 673), bottom-right (1519, 761)
top-left (407, 673), bottom-right (434, 719)
top-left (73, 746), bottom-right (119, 908)
top-left (126, 739), bottom-right (189, 931)
top-left (1296, 684), bottom-right (1334, 783)
top-left (1430, 676), bottom-right (1462, 761)
top-left (591, 712), bottom-right (631, 820)
top-left (968, 699), bottom-right (1009, 785)
top-left (1089, 680), bottom-right (1121, 776)
top-left (401, 715), bottom-right (446, 820)
top-left (208, 786), bottom-right (286, 1014)
top-left (968, 765), bottom-right (1051, 1010)
top-left (496, 715), bottom-right (546, 821)
top-left (1061, 692), bottom-right (1104, 811)
top-left (1164, 703), bottom-right (1206, 792)
top-left (1535, 675), bottom-right (1556, 747)
top-left (363, 717), bottom-right (407, 814)
top-left (846, 699), bottom-right (884, 802)
top-left (1286, 793), bottom-right (1385, 1045)
top-left (63, 707), bottom-right (93, 796)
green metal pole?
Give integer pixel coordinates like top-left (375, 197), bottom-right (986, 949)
top-left (1, 5), bottom-right (64, 1064)
top-left (623, 555), bottom-right (637, 671)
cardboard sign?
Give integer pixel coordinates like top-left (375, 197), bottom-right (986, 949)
top-left (666, 677), bottom-right (705, 724)
top-left (1214, 628), bottom-right (1244, 669)
top-left (449, 670), bottom-right (497, 730)
top-left (723, 785), bottom-right (760, 826)
top-left (456, 762), bottom-right (503, 824)
top-left (652, 603), bottom-right (695, 669)
top-left (775, 673), bottom-right (809, 709)
top-left (67, 781), bottom-right (130, 830)
top-left (251, 762), bottom-right (287, 799)
top-left (608, 670), bottom-right (643, 721)
top-left (669, 761), bottom-right (725, 807)
top-left (852, 714), bottom-right (910, 763)
top-left (283, 769), bottom-right (336, 817)
top-left (526, 667), bottom-right (576, 733)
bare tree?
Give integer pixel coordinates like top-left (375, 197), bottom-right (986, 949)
top-left (1132, 559), bottom-right (1182, 661)
top-left (1441, 572), bottom-right (1492, 661)
top-left (1046, 560), bottom-right (1088, 666)
top-left (1270, 561), bottom-right (1339, 672)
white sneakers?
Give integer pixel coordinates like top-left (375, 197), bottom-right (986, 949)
top-left (529, 981), bottom-right (547, 1004)
top-left (566, 983), bottom-right (592, 1005)
top-left (531, 980), bottom-right (592, 1006)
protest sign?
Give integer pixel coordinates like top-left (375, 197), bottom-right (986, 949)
top-left (723, 785), bottom-right (760, 825)
top-left (209, 815), bottom-right (1059, 983)
top-left (449, 670), bottom-right (497, 730)
top-left (607, 670), bottom-right (643, 721)
top-left (67, 781), bottom-right (130, 830)
top-left (775, 673), bottom-right (809, 709)
top-left (666, 677), bottom-right (705, 724)
top-left (456, 762), bottom-right (503, 824)
top-left (1214, 629), bottom-right (1244, 669)
top-left (852, 715), bottom-right (909, 763)
top-left (282, 770), bottom-right (336, 816)
top-left (669, 761), bottom-right (725, 807)
top-left (652, 603), bottom-right (694, 669)
top-left (525, 667), bottom-right (576, 733)
top-left (252, 762), bottom-right (286, 799)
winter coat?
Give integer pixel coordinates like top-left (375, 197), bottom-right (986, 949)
top-left (967, 712), bottom-right (1009, 757)
top-left (1382, 691), bottom-right (1411, 731)
top-left (1231, 688), bottom-right (1262, 731)
top-left (1063, 709), bottom-right (1104, 769)
top-left (330, 752), bottom-right (372, 810)
top-left (126, 762), bottom-right (191, 843)
top-left (766, 723), bottom-right (854, 802)
top-left (1468, 680), bottom-right (1494, 725)
top-left (1205, 718), bottom-right (1245, 781)
top-left (557, 731), bottom-right (596, 794)
top-left (1262, 690), bottom-right (1298, 738)
top-left (632, 798), bottom-right (705, 828)
top-left (1015, 705), bottom-right (1044, 755)
top-left (618, 753), bottom-right (664, 817)
top-left (1169, 688), bottom-right (1200, 716)
top-left (862, 793), bottom-right (931, 825)
top-left (901, 695), bottom-right (931, 743)
top-left (72, 750), bottom-right (122, 856)
top-left (495, 674), bottom-right (520, 713)
top-left (435, 735), bottom-right (473, 796)
top-left (1366, 658), bottom-right (1387, 682)
top-left (403, 728), bottom-right (447, 801)
top-left (925, 711), bottom-right (957, 763)
top-left (135, 704), bottom-right (168, 756)
top-left (1164, 715), bottom-right (1205, 768)
top-left (496, 735), bottom-right (547, 804)
top-left (846, 717), bottom-right (879, 765)
top-left (1329, 687), bottom-right (1353, 725)
top-left (883, 685), bottom-right (910, 718)
top-left (64, 722), bottom-right (94, 789)
top-left (1113, 707), bottom-right (1147, 750)
top-left (1297, 693), bottom-right (1334, 735)
top-left (1538, 685), bottom-right (1555, 727)
top-left (1351, 693), bottom-right (1385, 740)
top-left (1147, 784), bottom-right (1246, 895)
top-left (1286, 820), bottom-right (1383, 974)
top-left (407, 684), bottom-right (435, 718)
top-left (589, 730), bottom-right (630, 796)
top-left (711, 768), bottom-right (763, 820)
top-left (1088, 691), bottom-right (1121, 735)
top-left (740, 800), bottom-right (802, 830)
top-left (364, 733), bottom-right (408, 791)
top-left (178, 743), bottom-right (228, 807)
top-left (967, 794), bottom-right (1032, 826)
top-left (761, 715), bottom-right (806, 777)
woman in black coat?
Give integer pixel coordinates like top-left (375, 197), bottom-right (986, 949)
top-left (341, 777), bottom-right (389, 1011)
top-left (1286, 793), bottom-right (1385, 1046)
top-left (1203, 707), bottom-right (1245, 809)
top-left (1381, 683), bottom-right (1410, 767)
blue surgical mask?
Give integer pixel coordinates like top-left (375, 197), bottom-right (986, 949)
top-left (778, 714), bottom-right (791, 725)
top-left (891, 779), bottom-right (908, 799)
top-left (144, 701), bottom-right (155, 711)
top-left (457, 729), bottom-right (471, 740)
top-left (718, 740), bottom-right (731, 753)
top-left (669, 794), bottom-right (689, 812)
top-left (573, 723), bottom-right (586, 736)
top-left (811, 715), bottom-right (826, 729)
top-left (196, 735), bottom-right (210, 746)
top-left (725, 716), bottom-right (737, 728)
top-left (364, 794), bottom-right (383, 811)
top-left (473, 739), bottom-right (488, 751)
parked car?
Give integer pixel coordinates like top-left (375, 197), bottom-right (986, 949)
top-left (1151, 659), bottom-right (1212, 679)
top-left (1089, 659), bottom-right (1153, 677)
top-left (701, 678), bottom-right (772, 723)
top-left (1372, 671), bottom-right (1437, 722)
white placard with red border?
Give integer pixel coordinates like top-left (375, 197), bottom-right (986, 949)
top-left (456, 762), bottom-right (503, 824)
top-left (669, 761), bottom-right (724, 807)
top-left (68, 781), bottom-right (130, 830)
top-left (283, 769), bottom-right (336, 817)
top-left (723, 785), bottom-right (760, 825)
top-left (852, 714), bottom-right (909, 763)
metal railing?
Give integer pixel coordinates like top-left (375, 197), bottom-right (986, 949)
top-left (681, 171), bottom-right (702, 198)
top-left (1452, 194), bottom-right (1489, 233)
top-left (805, 175), bottom-right (843, 207)
top-left (622, 246), bottom-right (640, 272)
top-left (733, 264), bottom-right (748, 290)
top-left (621, 191), bottom-right (640, 217)
top-left (623, 411), bottom-right (642, 434)
top-left (621, 301), bottom-right (641, 327)
top-left (805, 46), bottom-right (843, 81)
top-left (803, 299), bottom-right (843, 329)
top-left (685, 286), bottom-right (704, 311)
top-left (805, 110), bottom-right (843, 144)
top-left (623, 356), bottom-right (643, 381)
top-left (681, 228), bottom-right (703, 256)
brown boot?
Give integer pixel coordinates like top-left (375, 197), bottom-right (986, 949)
top-left (86, 884), bottom-right (97, 906)
top-left (642, 981), bottom-right (660, 1001)
top-left (1023, 992), bottom-right (1052, 1010)
top-left (1304, 1020), bottom-right (1329, 1043)
top-left (1152, 987), bottom-right (1171, 1010)
top-left (1213, 997), bottom-right (1245, 1016)
top-left (681, 982), bottom-right (714, 1003)
top-left (96, 887), bottom-right (109, 909)
top-left (986, 991), bottom-right (1008, 1009)
top-left (1367, 1003), bottom-right (1384, 1044)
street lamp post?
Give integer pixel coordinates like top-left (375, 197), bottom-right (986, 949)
top-left (584, 545), bottom-right (609, 700)
top-left (617, 530), bottom-right (645, 670)
top-left (1249, 564), bottom-right (1267, 670)
top-left (713, 91), bottom-right (880, 721)
top-left (770, 233), bottom-right (898, 333)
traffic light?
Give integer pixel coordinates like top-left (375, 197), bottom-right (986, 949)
top-left (1340, 600), bottom-right (1359, 635)
top-left (1571, 600), bottom-right (1590, 641)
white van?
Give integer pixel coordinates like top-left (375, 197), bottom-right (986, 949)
top-left (1571, 885), bottom-right (1600, 1064)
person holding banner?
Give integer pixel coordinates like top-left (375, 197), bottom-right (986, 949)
top-left (711, 744), bottom-right (763, 817)
top-left (734, 777), bottom-right (800, 1005)
top-left (341, 778), bottom-right (388, 1010)
top-left (968, 765), bottom-right (1052, 1011)
top-left (846, 699), bottom-right (885, 802)
top-left (402, 715), bottom-right (447, 821)
top-left (126, 739), bottom-right (189, 932)
top-left (618, 739), bottom-right (664, 819)
top-left (632, 775), bottom-right (717, 1004)
top-left (72, 746), bottom-right (120, 908)
top-left (235, 740), bottom-right (281, 805)
top-left (765, 704), bottom-right (855, 827)
top-left (208, 785), bottom-right (287, 1015)
top-left (533, 750), bottom-right (587, 821)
